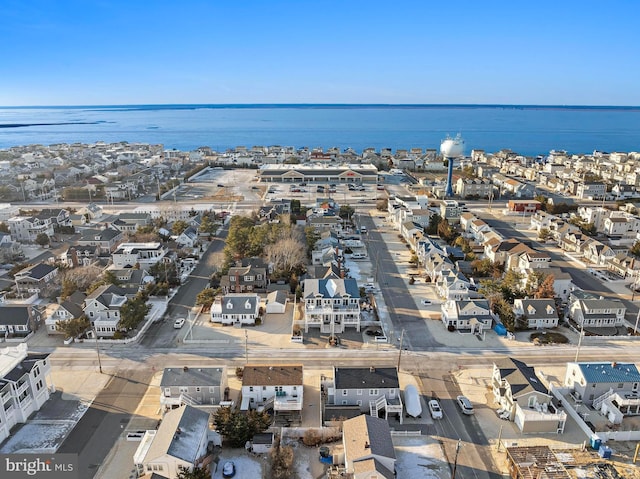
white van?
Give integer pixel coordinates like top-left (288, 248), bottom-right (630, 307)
top-left (352, 253), bottom-right (367, 260)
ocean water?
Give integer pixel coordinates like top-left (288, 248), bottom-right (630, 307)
top-left (1, 104), bottom-right (639, 156)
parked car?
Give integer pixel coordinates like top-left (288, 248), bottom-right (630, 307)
top-left (421, 299), bottom-right (432, 305)
top-left (222, 461), bottom-right (236, 478)
top-left (428, 399), bottom-right (443, 419)
top-left (456, 395), bottom-right (474, 415)
top-left (173, 318), bottom-right (185, 329)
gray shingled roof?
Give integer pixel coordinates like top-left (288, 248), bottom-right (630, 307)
top-left (160, 367), bottom-right (225, 388)
top-left (335, 367), bottom-right (399, 390)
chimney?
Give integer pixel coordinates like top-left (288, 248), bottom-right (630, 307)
top-left (364, 441), bottom-right (370, 449)
top-left (370, 366), bottom-right (375, 373)
top-left (183, 366), bottom-right (189, 372)
top-left (611, 362), bottom-right (617, 368)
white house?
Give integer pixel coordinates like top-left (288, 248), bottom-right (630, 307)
top-left (492, 357), bottom-right (566, 434)
top-left (240, 364), bottom-right (303, 424)
top-left (133, 405), bottom-right (211, 479)
top-left (569, 298), bottom-right (626, 328)
top-left (83, 284), bottom-right (136, 337)
top-left (441, 299), bottom-right (495, 334)
top-left (564, 362), bottom-right (640, 424)
top-left (303, 278), bottom-right (361, 333)
top-left (0, 344), bottom-right (54, 443)
top-left (210, 293), bottom-right (260, 326)
top-left (513, 299), bottom-right (559, 329)
top-left (111, 242), bottom-right (167, 269)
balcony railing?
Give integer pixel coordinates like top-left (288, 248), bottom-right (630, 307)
top-left (274, 394), bottom-right (303, 411)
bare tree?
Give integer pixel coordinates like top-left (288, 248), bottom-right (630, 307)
top-left (265, 236), bottom-right (306, 275)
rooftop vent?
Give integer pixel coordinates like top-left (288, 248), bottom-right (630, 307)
top-left (183, 366), bottom-right (188, 372)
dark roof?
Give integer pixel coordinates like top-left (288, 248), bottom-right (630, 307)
top-left (17, 263), bottom-right (57, 280)
top-left (335, 367), bottom-right (399, 390)
top-left (252, 432), bottom-right (274, 445)
top-left (160, 367), bottom-right (225, 388)
top-left (2, 353), bottom-right (49, 382)
top-left (0, 306), bottom-right (31, 326)
top-left (495, 358), bottom-right (548, 396)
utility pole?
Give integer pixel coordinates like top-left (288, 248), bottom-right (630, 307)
top-left (575, 321), bottom-right (585, 362)
top-left (634, 309), bottom-right (640, 336)
top-left (397, 329), bottom-right (405, 371)
top-left (451, 439), bottom-right (461, 479)
top-left (92, 326), bottom-right (103, 374)
top-left (245, 329), bottom-right (249, 364)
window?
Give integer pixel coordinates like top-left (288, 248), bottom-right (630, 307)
top-left (179, 387), bottom-right (188, 393)
top-left (356, 400), bottom-right (362, 406)
top-left (342, 389), bottom-right (348, 396)
top-left (249, 387), bottom-right (253, 392)
top-left (209, 387), bottom-right (216, 393)
top-left (369, 389), bottom-right (378, 396)
top-left (195, 387), bottom-right (201, 392)
top-left (357, 389), bottom-right (362, 396)
top-left (618, 383), bottom-right (624, 389)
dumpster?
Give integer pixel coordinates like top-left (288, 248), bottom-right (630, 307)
top-left (598, 445), bottom-right (612, 459)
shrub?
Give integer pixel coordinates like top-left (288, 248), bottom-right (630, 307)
top-left (303, 429), bottom-right (322, 447)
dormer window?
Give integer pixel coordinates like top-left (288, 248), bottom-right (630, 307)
top-left (226, 300), bottom-right (233, 309)
top-left (245, 300), bottom-right (252, 309)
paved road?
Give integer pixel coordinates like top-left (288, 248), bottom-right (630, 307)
top-left (140, 225), bottom-right (229, 348)
top-left (57, 368), bottom-right (152, 479)
top-left (358, 212), bottom-right (442, 350)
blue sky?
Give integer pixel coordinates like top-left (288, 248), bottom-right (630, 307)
top-left (1, 0), bottom-right (638, 106)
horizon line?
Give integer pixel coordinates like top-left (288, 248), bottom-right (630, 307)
top-left (2, 102), bottom-right (640, 109)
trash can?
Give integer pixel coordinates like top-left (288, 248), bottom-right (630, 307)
top-left (590, 435), bottom-right (601, 450)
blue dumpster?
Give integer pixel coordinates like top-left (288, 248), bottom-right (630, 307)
top-left (590, 435), bottom-right (601, 450)
top-left (494, 324), bottom-right (507, 336)
top-left (598, 445), bottom-right (612, 459)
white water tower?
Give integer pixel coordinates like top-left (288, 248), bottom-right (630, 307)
top-left (441, 134), bottom-right (465, 197)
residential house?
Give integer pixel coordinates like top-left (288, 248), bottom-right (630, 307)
top-left (436, 269), bottom-right (471, 301)
top-left (7, 216), bottom-right (54, 243)
top-left (240, 364), bottom-right (303, 425)
top-left (0, 344), bottom-right (54, 444)
top-left (44, 291), bottom-right (86, 335)
top-left (133, 405), bottom-right (211, 479)
top-left (516, 251), bottom-right (551, 272)
top-left (210, 293), bottom-right (260, 326)
top-left (342, 415), bottom-right (396, 479)
top-left (583, 240), bottom-right (615, 266)
top-left (513, 299), bottom-right (559, 329)
top-left (569, 298), bottom-right (626, 328)
top-left (175, 226), bottom-right (198, 248)
top-left (492, 357), bottom-right (566, 433)
top-left (84, 284), bottom-right (137, 338)
top-left (220, 260), bottom-right (268, 294)
top-left (34, 208), bottom-right (71, 228)
top-left (484, 238), bottom-right (522, 265)
top-left (302, 278), bottom-right (361, 333)
top-left (328, 367), bottom-right (403, 422)
top-left (0, 305), bottom-right (41, 338)
top-left (455, 177), bottom-right (493, 199)
top-left (160, 366), bottom-right (227, 410)
top-left (14, 263), bottom-right (58, 298)
top-left (78, 228), bottom-right (123, 254)
top-left (606, 253), bottom-right (640, 279)
top-left (110, 268), bottom-right (153, 290)
top-left (59, 245), bottom-right (99, 267)
top-left (441, 299), bottom-right (495, 334)
top-left (109, 213), bottom-right (152, 233)
top-left (112, 242), bottom-right (168, 269)
top-left (576, 182), bottom-right (606, 200)
top-left (564, 362), bottom-right (640, 422)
